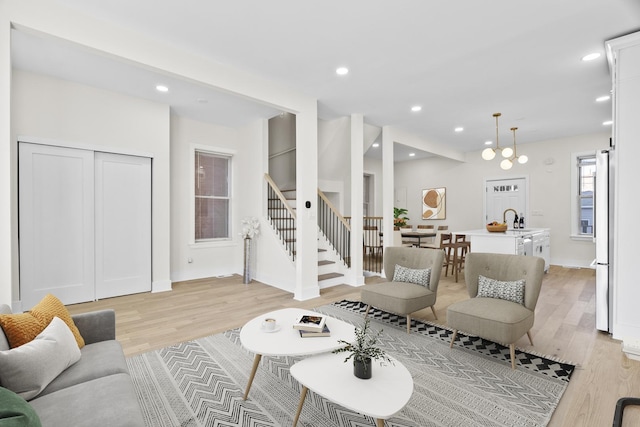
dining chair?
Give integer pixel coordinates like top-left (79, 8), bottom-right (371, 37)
top-left (423, 225), bottom-right (448, 249)
top-left (418, 224), bottom-right (437, 248)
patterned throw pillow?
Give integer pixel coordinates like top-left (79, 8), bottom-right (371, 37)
top-left (392, 264), bottom-right (431, 287)
top-left (477, 275), bottom-right (525, 305)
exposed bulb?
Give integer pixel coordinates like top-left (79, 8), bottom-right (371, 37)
top-left (501, 147), bottom-right (513, 158)
top-left (482, 148), bottom-right (496, 160)
top-left (518, 155), bottom-right (528, 164)
top-left (500, 158), bottom-right (513, 170)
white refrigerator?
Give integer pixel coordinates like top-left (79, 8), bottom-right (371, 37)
top-left (594, 148), bottom-right (614, 333)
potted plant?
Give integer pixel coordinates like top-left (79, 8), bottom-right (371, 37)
top-left (332, 318), bottom-right (392, 379)
top-left (393, 207), bottom-right (409, 228)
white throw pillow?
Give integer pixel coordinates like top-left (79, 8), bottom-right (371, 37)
top-left (393, 264), bottom-right (432, 287)
top-left (0, 316), bottom-right (81, 400)
top-left (477, 275), bottom-right (526, 305)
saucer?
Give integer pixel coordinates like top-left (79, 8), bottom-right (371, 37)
top-left (261, 324), bottom-right (281, 333)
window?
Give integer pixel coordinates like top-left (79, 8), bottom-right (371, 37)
top-left (195, 150), bottom-right (231, 241)
top-left (571, 153), bottom-right (596, 238)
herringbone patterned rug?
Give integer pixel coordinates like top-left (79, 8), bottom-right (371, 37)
top-left (127, 300), bottom-right (574, 427)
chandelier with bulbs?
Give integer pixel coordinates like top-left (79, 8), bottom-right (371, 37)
top-left (481, 113), bottom-right (528, 170)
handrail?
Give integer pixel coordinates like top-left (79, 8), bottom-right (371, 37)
top-left (317, 190), bottom-right (351, 231)
top-left (264, 173), bottom-right (296, 219)
top-left (317, 188), bottom-right (351, 267)
top-left (264, 173), bottom-right (297, 260)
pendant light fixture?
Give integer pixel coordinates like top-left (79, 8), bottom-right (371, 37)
top-left (500, 127), bottom-right (528, 170)
top-left (481, 113), bottom-right (502, 160)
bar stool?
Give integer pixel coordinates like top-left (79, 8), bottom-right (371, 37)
top-left (453, 234), bottom-right (471, 276)
top-left (439, 233), bottom-right (453, 276)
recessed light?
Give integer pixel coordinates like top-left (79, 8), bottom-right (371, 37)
top-left (336, 67), bottom-right (349, 75)
top-left (411, 105), bottom-right (422, 112)
top-left (484, 141), bottom-right (493, 146)
top-left (156, 85), bottom-right (169, 92)
top-left (409, 153), bottom-right (416, 157)
top-left (372, 143), bottom-right (380, 148)
top-left (197, 98), bottom-right (208, 104)
top-left (454, 127), bottom-right (464, 132)
top-left (603, 120), bottom-right (613, 126)
top-left (581, 53), bottom-right (601, 62)
top-left (596, 95), bottom-right (610, 102)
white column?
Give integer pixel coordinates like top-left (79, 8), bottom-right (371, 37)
top-left (349, 114), bottom-right (365, 285)
top-left (294, 104), bottom-right (320, 300)
top-left (382, 127), bottom-right (395, 251)
top-left (0, 5), bottom-right (13, 306)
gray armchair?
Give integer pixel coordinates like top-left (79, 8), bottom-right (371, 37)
top-left (447, 252), bottom-right (545, 369)
top-left (361, 246), bottom-right (444, 333)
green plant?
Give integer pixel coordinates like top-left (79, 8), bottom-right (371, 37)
top-left (393, 207), bottom-right (409, 227)
top-left (332, 318), bottom-right (392, 366)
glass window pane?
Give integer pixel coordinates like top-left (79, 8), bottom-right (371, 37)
top-left (195, 152), bottom-right (229, 197)
top-left (195, 198), bottom-right (229, 239)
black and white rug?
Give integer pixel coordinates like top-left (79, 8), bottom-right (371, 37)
top-left (127, 300), bottom-right (575, 427)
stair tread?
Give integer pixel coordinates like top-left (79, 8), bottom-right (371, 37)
top-left (318, 272), bottom-right (344, 281)
top-left (318, 260), bottom-right (335, 266)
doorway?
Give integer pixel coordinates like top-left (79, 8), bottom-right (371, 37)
top-left (484, 177), bottom-right (528, 227)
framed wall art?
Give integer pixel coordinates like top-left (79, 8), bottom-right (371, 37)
top-left (422, 187), bottom-right (446, 219)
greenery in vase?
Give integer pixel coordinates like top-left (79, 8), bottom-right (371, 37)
top-left (332, 318), bottom-right (392, 367)
top-left (393, 207), bottom-right (409, 227)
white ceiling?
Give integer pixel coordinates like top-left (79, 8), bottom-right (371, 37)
top-left (11, 0), bottom-right (640, 161)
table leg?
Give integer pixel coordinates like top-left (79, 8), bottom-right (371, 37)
top-left (243, 353), bottom-right (262, 400)
top-left (376, 418), bottom-right (385, 427)
top-left (293, 386), bottom-right (309, 427)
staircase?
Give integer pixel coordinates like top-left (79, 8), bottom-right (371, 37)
top-left (264, 174), bottom-right (349, 286)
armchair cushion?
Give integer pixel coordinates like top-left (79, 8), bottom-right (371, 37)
top-left (392, 265), bottom-right (431, 287)
top-left (477, 275), bottom-right (525, 305)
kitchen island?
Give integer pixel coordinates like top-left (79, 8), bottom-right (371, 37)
top-left (454, 228), bottom-right (550, 272)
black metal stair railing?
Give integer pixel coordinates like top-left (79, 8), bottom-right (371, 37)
top-left (317, 190), bottom-right (351, 267)
top-left (264, 174), bottom-right (296, 261)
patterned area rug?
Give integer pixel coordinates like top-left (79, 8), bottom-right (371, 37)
top-left (127, 300), bottom-right (575, 427)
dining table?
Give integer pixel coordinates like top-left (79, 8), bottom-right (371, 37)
top-left (400, 231), bottom-right (436, 247)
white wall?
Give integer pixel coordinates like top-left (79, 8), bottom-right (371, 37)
top-left (392, 132), bottom-right (609, 267)
top-left (10, 70), bottom-right (172, 302)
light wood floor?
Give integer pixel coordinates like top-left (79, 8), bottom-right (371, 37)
top-left (66, 265), bottom-right (640, 427)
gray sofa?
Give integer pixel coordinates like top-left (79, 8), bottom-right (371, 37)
top-left (0, 304), bottom-right (145, 427)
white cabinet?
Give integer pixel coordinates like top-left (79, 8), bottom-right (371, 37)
top-left (455, 228), bottom-right (550, 272)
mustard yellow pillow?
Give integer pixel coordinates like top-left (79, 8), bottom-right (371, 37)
top-left (0, 313), bottom-right (44, 349)
top-left (0, 294), bottom-right (84, 349)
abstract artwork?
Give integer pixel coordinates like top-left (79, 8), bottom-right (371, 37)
top-left (422, 187), bottom-right (446, 219)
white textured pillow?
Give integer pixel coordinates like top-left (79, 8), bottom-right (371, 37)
top-left (477, 275), bottom-right (526, 305)
top-left (393, 264), bottom-right (431, 287)
top-left (0, 316), bottom-right (81, 400)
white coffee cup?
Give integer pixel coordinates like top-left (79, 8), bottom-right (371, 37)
top-left (262, 318), bottom-right (276, 331)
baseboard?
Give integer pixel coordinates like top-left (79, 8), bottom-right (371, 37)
top-left (152, 279), bottom-right (172, 293)
top-left (622, 339), bottom-right (640, 361)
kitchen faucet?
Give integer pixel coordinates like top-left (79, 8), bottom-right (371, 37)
top-left (503, 208), bottom-right (518, 224)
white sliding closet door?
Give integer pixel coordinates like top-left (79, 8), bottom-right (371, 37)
top-left (19, 143), bottom-right (95, 308)
top-left (95, 152), bottom-right (151, 299)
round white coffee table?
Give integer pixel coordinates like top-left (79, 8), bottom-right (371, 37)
top-left (290, 352), bottom-right (413, 427)
top-left (239, 307), bottom-right (355, 400)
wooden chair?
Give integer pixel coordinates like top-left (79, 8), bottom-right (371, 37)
top-left (417, 225), bottom-right (435, 247)
top-left (439, 232), bottom-right (453, 276)
top-left (423, 225), bottom-right (448, 249)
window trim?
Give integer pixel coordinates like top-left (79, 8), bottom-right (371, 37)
top-left (570, 151), bottom-right (596, 241)
top-left (190, 144), bottom-right (236, 246)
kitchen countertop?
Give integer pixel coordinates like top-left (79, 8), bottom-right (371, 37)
top-left (454, 228), bottom-right (549, 237)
